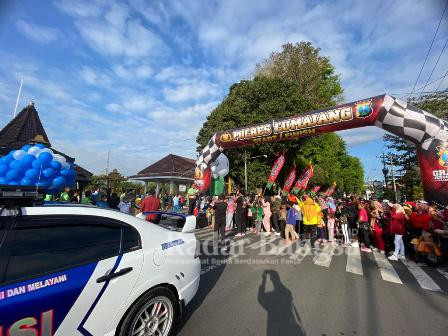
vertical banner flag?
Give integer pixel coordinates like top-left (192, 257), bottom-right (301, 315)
top-left (292, 162), bottom-right (314, 194)
top-left (282, 165), bottom-right (296, 194)
top-left (266, 151), bottom-right (285, 189)
top-left (325, 182), bottom-right (337, 196)
top-left (312, 185), bottom-right (321, 193)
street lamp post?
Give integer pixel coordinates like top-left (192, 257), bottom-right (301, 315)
top-left (244, 151), bottom-right (267, 192)
top-left (244, 150), bottom-right (248, 192)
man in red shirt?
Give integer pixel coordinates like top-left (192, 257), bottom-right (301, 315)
top-left (140, 191), bottom-right (161, 222)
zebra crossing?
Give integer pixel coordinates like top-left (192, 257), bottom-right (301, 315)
top-left (372, 250), bottom-right (402, 284)
top-left (346, 245), bottom-right (363, 275)
top-left (194, 227), bottom-right (447, 293)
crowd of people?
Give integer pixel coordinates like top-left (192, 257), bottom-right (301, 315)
top-left (203, 191), bottom-right (448, 266)
top-left (49, 187), bottom-right (151, 216)
top-left (51, 185), bottom-right (448, 266)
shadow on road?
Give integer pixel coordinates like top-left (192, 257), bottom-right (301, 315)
top-left (258, 270), bottom-right (307, 336)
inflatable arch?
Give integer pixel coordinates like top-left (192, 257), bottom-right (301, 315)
top-left (195, 94), bottom-right (448, 205)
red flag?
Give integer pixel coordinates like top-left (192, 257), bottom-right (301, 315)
top-left (312, 185), bottom-right (321, 193)
top-left (282, 165), bottom-right (296, 194)
top-left (325, 182), bottom-right (337, 196)
top-left (292, 163), bottom-right (313, 194)
top-left (266, 151), bottom-right (285, 189)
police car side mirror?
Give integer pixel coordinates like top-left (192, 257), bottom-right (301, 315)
top-left (182, 215), bottom-right (196, 233)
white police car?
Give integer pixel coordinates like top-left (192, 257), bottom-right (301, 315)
top-left (0, 188), bottom-right (200, 336)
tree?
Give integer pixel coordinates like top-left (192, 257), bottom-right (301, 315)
top-left (255, 41), bottom-right (344, 108)
top-left (86, 174), bottom-right (145, 194)
top-left (197, 77), bottom-right (364, 193)
top-left (384, 90), bottom-right (448, 198)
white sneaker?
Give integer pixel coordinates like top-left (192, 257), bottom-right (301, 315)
top-left (398, 254), bottom-right (406, 260)
top-left (388, 255), bottom-right (398, 261)
top-left (275, 232), bottom-right (281, 236)
top-left (265, 232), bottom-right (271, 237)
top-left (380, 250), bottom-right (385, 254)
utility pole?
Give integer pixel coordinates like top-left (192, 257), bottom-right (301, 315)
top-left (13, 77), bottom-right (24, 118)
top-left (244, 150), bottom-right (248, 192)
top-left (389, 154), bottom-right (398, 203)
top-left (106, 150), bottom-right (110, 175)
top-left (381, 153), bottom-right (388, 187)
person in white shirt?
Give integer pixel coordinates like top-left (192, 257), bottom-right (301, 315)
top-left (118, 198), bottom-right (132, 214)
top-left (173, 194), bottom-right (180, 212)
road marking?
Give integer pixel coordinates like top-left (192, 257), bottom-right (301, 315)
top-left (436, 267), bottom-right (448, 280)
top-left (346, 246), bottom-right (363, 275)
top-left (314, 243), bottom-right (335, 267)
top-left (268, 241), bottom-right (294, 255)
top-left (290, 243), bottom-right (311, 263)
top-left (196, 233), bottom-right (210, 237)
top-left (372, 251), bottom-right (401, 283)
top-left (195, 229), bottom-right (214, 238)
top-left (247, 236), bottom-right (280, 249)
top-left (196, 227), bottom-right (213, 232)
top-left (401, 260), bottom-right (442, 292)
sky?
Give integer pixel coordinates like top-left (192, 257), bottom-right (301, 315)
top-left (0, 0), bottom-right (447, 181)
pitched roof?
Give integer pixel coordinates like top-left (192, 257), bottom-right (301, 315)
top-left (0, 102), bottom-right (93, 183)
top-left (74, 164), bottom-right (93, 181)
top-left (129, 154), bottom-right (195, 179)
top-left (0, 102), bottom-right (51, 149)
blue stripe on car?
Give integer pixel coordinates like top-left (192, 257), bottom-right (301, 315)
top-left (77, 255), bottom-right (122, 336)
top-left (0, 262), bottom-right (97, 332)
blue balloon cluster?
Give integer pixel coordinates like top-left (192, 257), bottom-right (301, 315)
top-left (0, 144), bottom-right (77, 193)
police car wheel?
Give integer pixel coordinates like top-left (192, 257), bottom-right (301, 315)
top-left (119, 287), bottom-right (178, 336)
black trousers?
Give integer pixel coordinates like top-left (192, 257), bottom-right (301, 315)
top-left (278, 219), bottom-right (286, 239)
top-left (295, 220), bottom-right (302, 237)
top-left (358, 222), bottom-right (371, 247)
top-left (247, 216), bottom-right (254, 229)
top-left (406, 228), bottom-right (422, 260)
top-left (214, 219), bottom-right (226, 243)
top-left (304, 225), bottom-right (317, 246)
top-left (271, 213), bottom-right (280, 232)
top-left (236, 211), bottom-right (246, 233)
top-left (188, 198), bottom-right (195, 215)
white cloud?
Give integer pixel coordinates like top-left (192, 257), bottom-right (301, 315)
top-left (163, 80), bottom-right (221, 102)
top-left (104, 2), bottom-right (130, 31)
top-left (56, 0), bottom-right (169, 61)
top-left (15, 20), bottom-right (60, 44)
top-left (78, 66), bottom-right (113, 87)
top-left (54, 0), bottom-right (106, 18)
top-left (113, 64), bottom-right (153, 80)
top-left (129, 0), bottom-right (171, 29)
top-left (150, 100), bottom-right (219, 125)
top-left (106, 103), bottom-right (121, 112)
top-left (122, 94), bottom-right (154, 111)
top-left (75, 18), bottom-right (168, 60)
top-left (155, 65), bottom-right (211, 82)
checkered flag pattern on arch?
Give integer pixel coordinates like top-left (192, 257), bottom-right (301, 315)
top-left (196, 134), bottom-right (223, 167)
top-left (375, 95), bottom-right (448, 151)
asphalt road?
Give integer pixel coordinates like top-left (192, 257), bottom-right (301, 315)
top-left (176, 227), bottom-right (448, 336)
